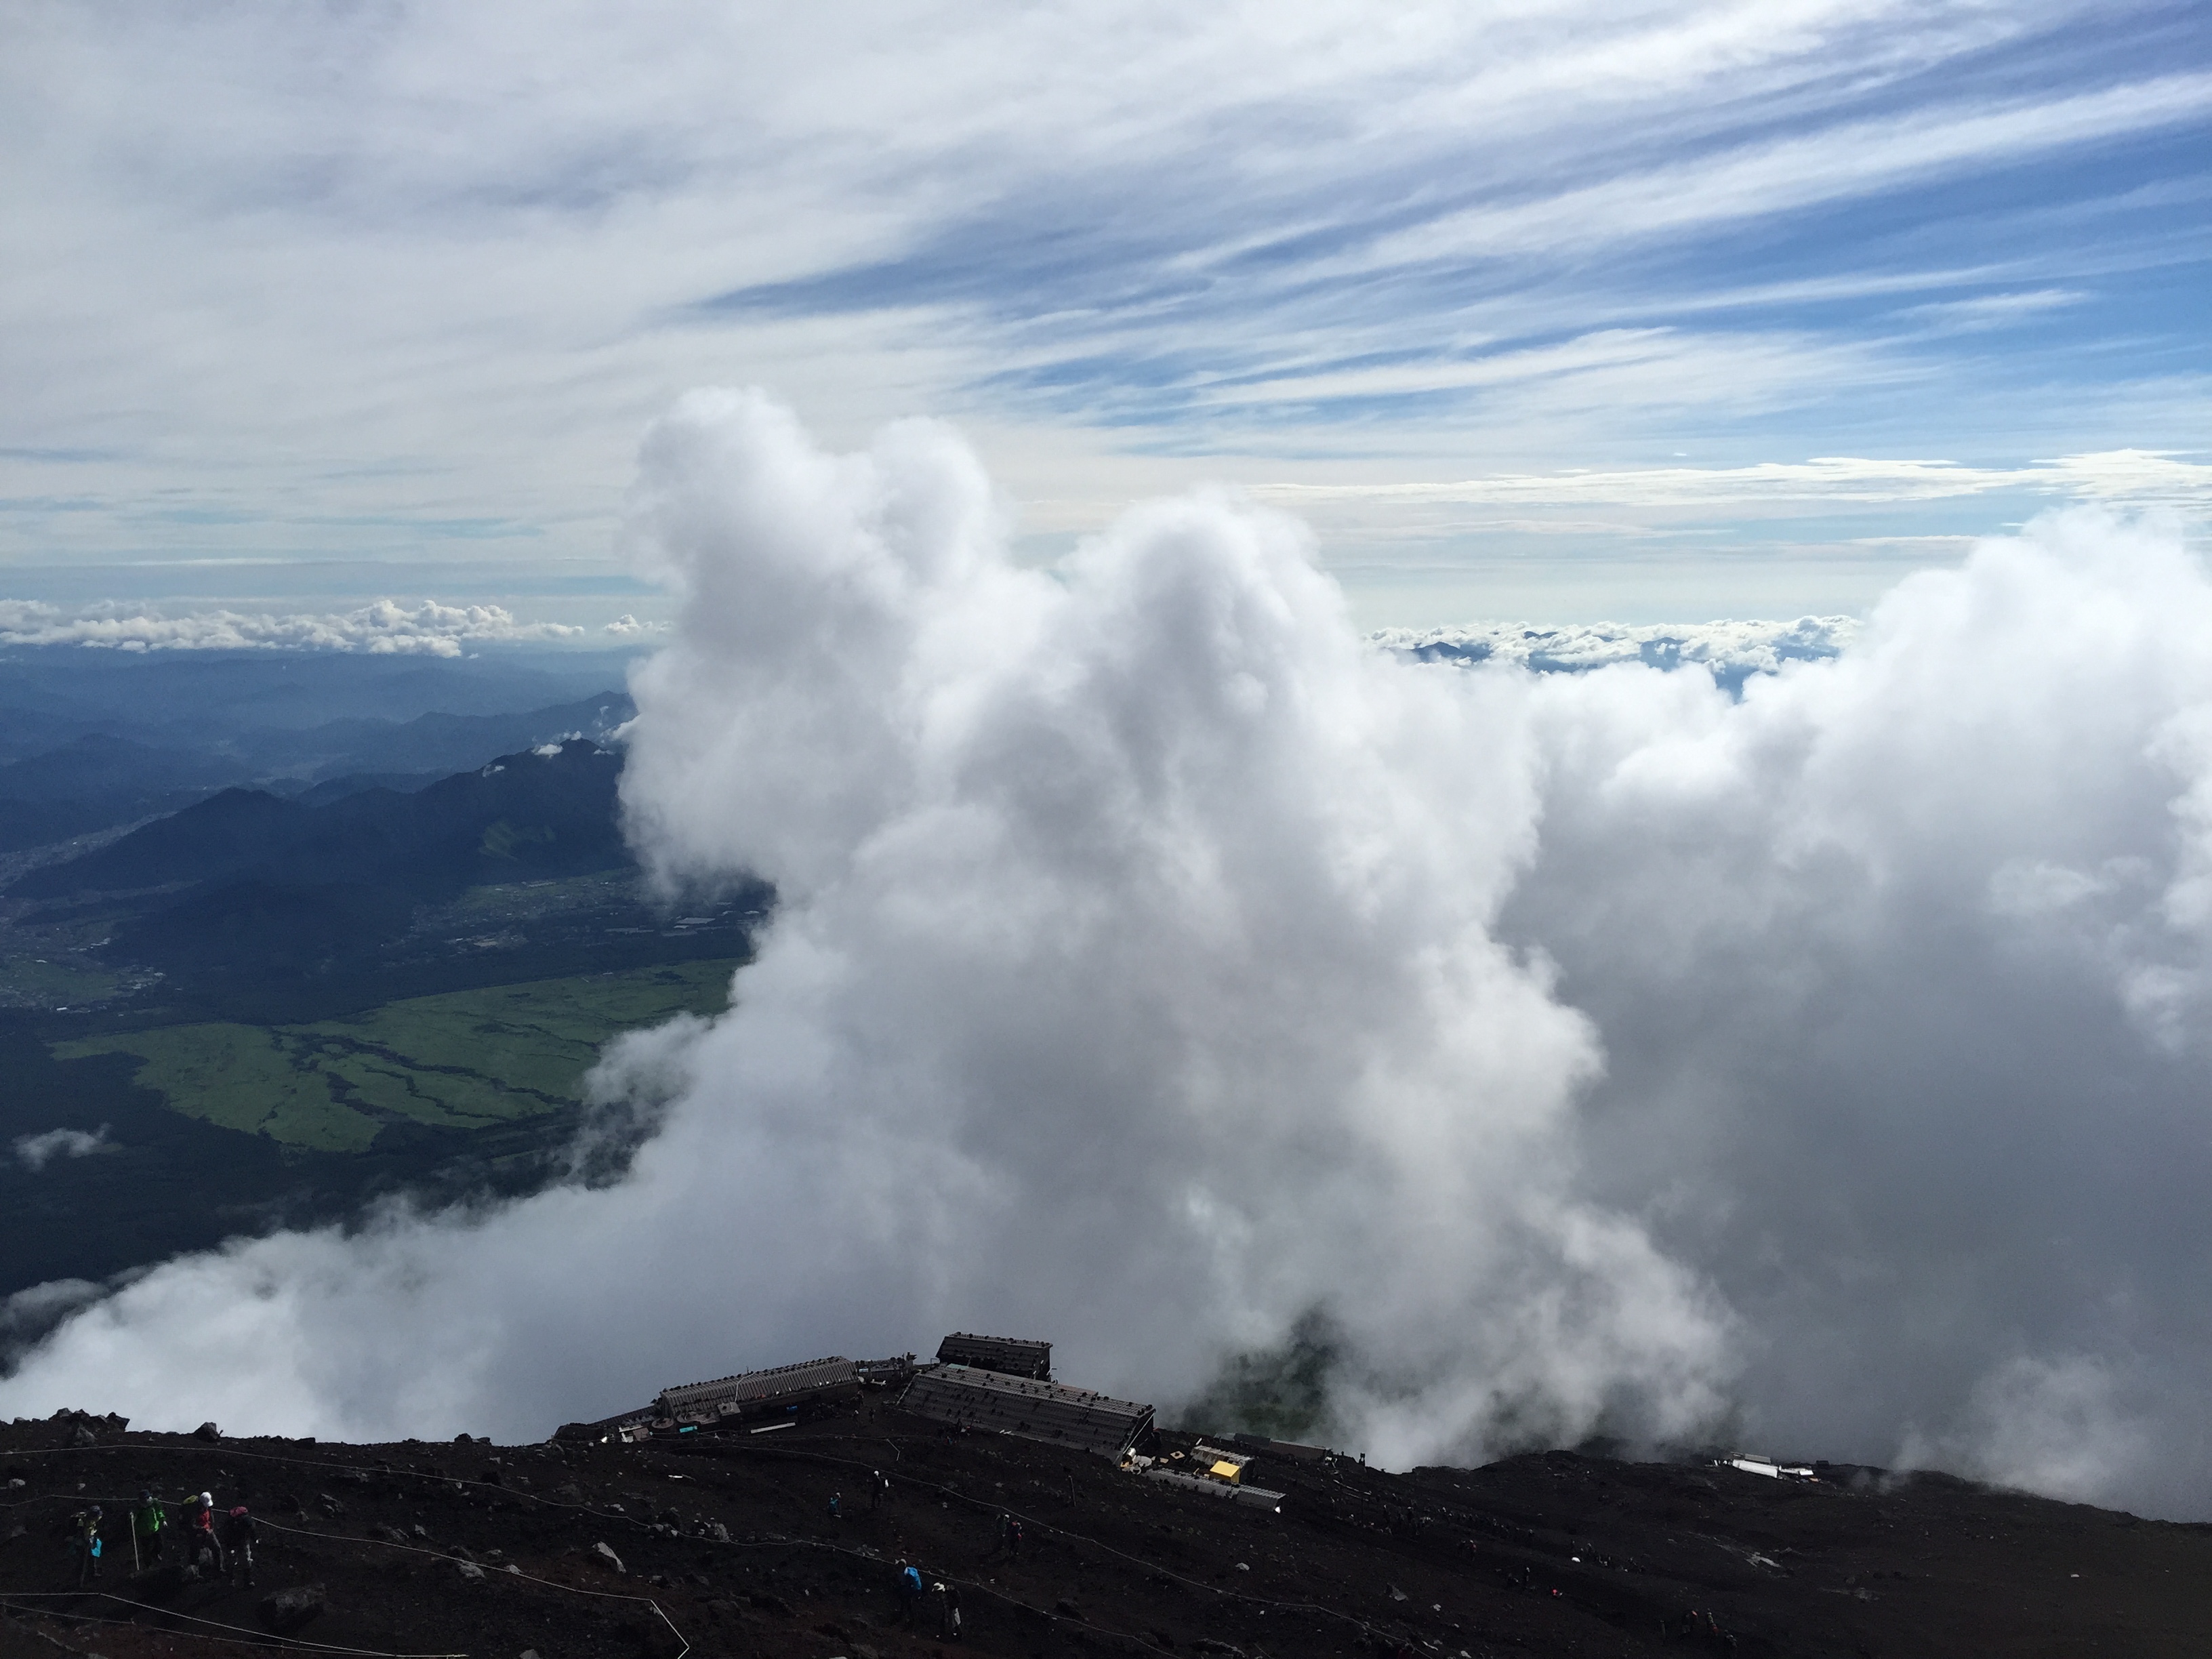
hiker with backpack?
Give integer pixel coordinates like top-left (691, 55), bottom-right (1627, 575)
top-left (69, 1507), bottom-right (103, 1584)
top-left (220, 1505), bottom-right (257, 1586)
top-left (184, 1492), bottom-right (219, 1573)
top-left (131, 1491), bottom-right (165, 1567)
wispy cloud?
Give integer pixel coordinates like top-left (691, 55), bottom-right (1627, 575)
top-left (1254, 449), bottom-right (2212, 511)
top-left (12, 1126), bottom-right (112, 1171)
top-left (0, 2), bottom-right (2205, 621)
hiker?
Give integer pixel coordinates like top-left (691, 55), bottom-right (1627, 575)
top-left (220, 1505), bottom-right (257, 1587)
top-left (185, 1492), bottom-right (218, 1572)
top-left (1006, 1516), bottom-right (1023, 1560)
top-left (869, 1469), bottom-right (884, 1512)
top-left (828, 1492), bottom-right (842, 1520)
top-left (936, 1580), bottom-right (962, 1641)
top-left (895, 1559), bottom-right (924, 1626)
top-left (70, 1507), bottom-right (103, 1584)
top-left (131, 1491), bottom-right (166, 1566)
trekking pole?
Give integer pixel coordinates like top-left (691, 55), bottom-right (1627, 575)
top-left (131, 1525), bottom-right (140, 1574)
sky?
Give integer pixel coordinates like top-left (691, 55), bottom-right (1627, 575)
top-left (3, 0), bottom-right (2209, 630)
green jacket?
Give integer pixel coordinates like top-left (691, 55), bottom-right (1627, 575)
top-left (133, 1500), bottom-right (164, 1538)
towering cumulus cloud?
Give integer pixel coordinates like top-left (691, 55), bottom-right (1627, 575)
top-left (4, 394), bottom-right (2211, 1516)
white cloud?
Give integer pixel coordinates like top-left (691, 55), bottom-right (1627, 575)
top-left (1256, 450), bottom-right (2212, 512)
top-left (7, 401), bottom-right (2212, 1519)
top-left (0, 599), bottom-right (584, 655)
top-left (12, 1126), bottom-right (112, 1171)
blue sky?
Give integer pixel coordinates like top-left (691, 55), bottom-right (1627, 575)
top-left (2, 0), bottom-right (2207, 632)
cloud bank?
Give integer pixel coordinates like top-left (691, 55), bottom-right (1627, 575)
top-left (0, 599), bottom-right (583, 655)
top-left (5, 396), bottom-right (2212, 1517)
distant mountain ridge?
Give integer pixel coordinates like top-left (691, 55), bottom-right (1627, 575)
top-left (13, 739), bottom-right (630, 981)
top-left (0, 688), bottom-right (634, 854)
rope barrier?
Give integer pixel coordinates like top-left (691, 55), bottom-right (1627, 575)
top-left (670, 1433), bottom-right (1385, 1639)
top-left (254, 1516), bottom-right (689, 1659)
top-left (0, 1591), bottom-right (467, 1658)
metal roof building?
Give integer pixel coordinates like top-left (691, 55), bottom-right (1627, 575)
top-left (899, 1364), bottom-right (1153, 1458)
top-left (657, 1355), bottom-right (859, 1425)
top-left (935, 1333), bottom-right (1052, 1380)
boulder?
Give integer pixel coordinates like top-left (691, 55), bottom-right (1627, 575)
top-left (258, 1584), bottom-right (326, 1634)
top-left (593, 1540), bottom-right (626, 1574)
top-left (193, 1422), bottom-right (222, 1443)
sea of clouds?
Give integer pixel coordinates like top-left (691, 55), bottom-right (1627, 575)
top-left (5, 392), bottom-right (2211, 1517)
top-left (0, 598), bottom-right (583, 655)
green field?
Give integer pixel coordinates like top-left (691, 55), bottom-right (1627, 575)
top-left (54, 960), bottom-right (739, 1152)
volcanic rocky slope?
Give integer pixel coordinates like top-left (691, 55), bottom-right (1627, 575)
top-left (3, 1407), bottom-right (2209, 1659)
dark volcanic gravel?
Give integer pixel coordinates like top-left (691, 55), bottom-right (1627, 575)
top-left (4, 1406), bottom-right (2209, 1658)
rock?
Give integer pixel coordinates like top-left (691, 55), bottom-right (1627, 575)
top-left (72, 1425), bottom-right (97, 1446)
top-left (593, 1540), bottom-right (626, 1574)
top-left (316, 1494), bottom-right (344, 1517)
top-left (450, 1544), bottom-right (476, 1563)
top-left (258, 1584), bottom-right (326, 1634)
top-left (411, 1524), bottom-right (429, 1540)
top-left (456, 1561), bottom-right (485, 1581)
top-left (554, 1483), bottom-right (584, 1504)
top-left (193, 1422), bottom-right (222, 1443)
top-left (454, 1432), bottom-right (474, 1444)
top-left (709, 1521), bottom-right (731, 1542)
top-left (370, 1523), bottom-right (410, 1544)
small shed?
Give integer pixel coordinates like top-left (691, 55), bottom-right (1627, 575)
top-left (899, 1364), bottom-right (1153, 1458)
top-left (935, 1332), bottom-right (1053, 1380)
